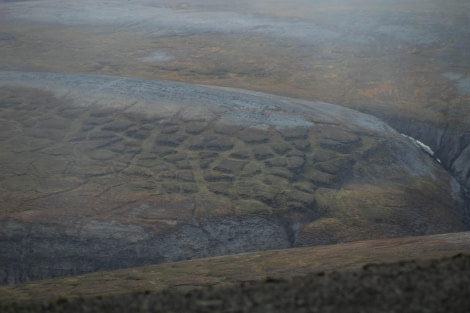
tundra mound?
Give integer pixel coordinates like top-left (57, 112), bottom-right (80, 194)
top-left (0, 72), bottom-right (467, 284)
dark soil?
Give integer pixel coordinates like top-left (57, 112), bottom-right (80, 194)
top-left (2, 254), bottom-right (469, 313)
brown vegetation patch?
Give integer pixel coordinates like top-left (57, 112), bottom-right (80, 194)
top-left (277, 126), bottom-right (309, 140)
top-left (270, 141), bottom-right (292, 155)
top-left (208, 182), bottom-right (233, 196)
top-left (185, 121), bottom-right (208, 134)
top-left (229, 150), bottom-right (251, 159)
top-left (237, 128), bottom-right (269, 144)
top-left (214, 159), bottom-right (248, 174)
top-left (265, 157), bottom-right (287, 167)
top-left (252, 145), bottom-right (274, 160)
top-left (203, 171), bottom-right (234, 182)
top-left (156, 134), bottom-right (187, 146)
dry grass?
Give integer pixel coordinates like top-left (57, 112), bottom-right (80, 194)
top-left (1, 231), bottom-right (469, 301)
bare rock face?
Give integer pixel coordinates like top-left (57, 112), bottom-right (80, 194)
top-left (0, 72), bottom-right (467, 284)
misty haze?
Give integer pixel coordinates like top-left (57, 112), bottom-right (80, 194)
top-left (0, 0), bottom-right (469, 311)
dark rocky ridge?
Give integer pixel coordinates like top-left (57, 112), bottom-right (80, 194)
top-left (0, 72), bottom-right (467, 285)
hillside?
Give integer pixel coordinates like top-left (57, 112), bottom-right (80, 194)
top-left (1, 0), bottom-right (469, 296)
top-left (1, 231), bottom-right (469, 301)
top-left (1, 73), bottom-right (467, 285)
top-left (1, 0), bottom-right (469, 192)
top-left (3, 256), bottom-right (469, 313)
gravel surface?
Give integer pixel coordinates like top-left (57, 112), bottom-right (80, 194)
top-left (2, 254), bottom-right (469, 313)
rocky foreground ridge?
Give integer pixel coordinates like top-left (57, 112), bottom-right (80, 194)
top-left (0, 71), bottom-right (468, 285)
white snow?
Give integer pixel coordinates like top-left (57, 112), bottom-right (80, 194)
top-left (401, 133), bottom-right (437, 159)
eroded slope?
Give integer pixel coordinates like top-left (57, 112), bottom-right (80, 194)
top-left (0, 72), bottom-right (467, 284)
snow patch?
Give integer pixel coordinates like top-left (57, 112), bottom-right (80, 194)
top-left (401, 133), bottom-right (440, 163)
